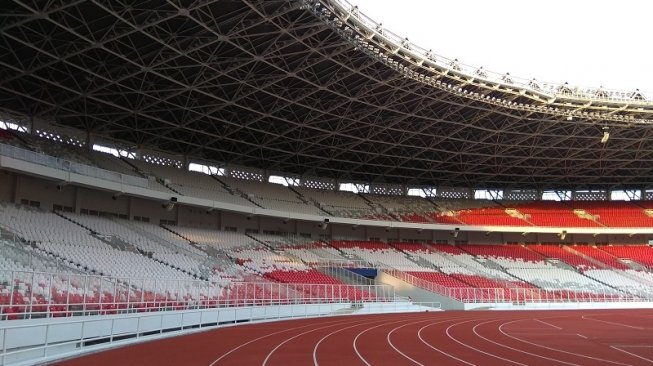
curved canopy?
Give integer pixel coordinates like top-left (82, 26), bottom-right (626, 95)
top-left (1, 0), bottom-right (653, 189)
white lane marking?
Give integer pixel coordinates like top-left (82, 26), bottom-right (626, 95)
top-left (417, 321), bottom-right (477, 366)
top-left (313, 318), bottom-right (388, 366)
top-left (534, 318), bottom-right (563, 330)
top-left (353, 319), bottom-right (411, 366)
top-left (445, 319), bottom-right (527, 366)
top-left (582, 315), bottom-right (645, 330)
top-left (262, 320), bottom-right (360, 366)
top-left (472, 319), bottom-right (578, 366)
top-left (610, 346), bottom-right (653, 363)
top-left (499, 319), bottom-right (632, 366)
top-left (208, 318), bottom-right (349, 365)
top-left (386, 319), bottom-right (438, 366)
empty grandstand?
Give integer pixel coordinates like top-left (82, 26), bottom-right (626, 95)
top-left (0, 0), bottom-right (652, 365)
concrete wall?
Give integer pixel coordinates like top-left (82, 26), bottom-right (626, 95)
top-left (177, 205), bottom-right (219, 228)
top-left (76, 186), bottom-right (130, 215)
top-left (0, 170), bottom-right (14, 203)
top-left (14, 174), bottom-right (75, 210)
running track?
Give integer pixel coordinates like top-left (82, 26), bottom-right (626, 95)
top-left (53, 309), bottom-right (653, 365)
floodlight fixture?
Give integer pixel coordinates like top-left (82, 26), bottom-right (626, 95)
top-left (601, 126), bottom-right (610, 144)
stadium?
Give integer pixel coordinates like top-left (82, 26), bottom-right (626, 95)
top-left (1, 0), bottom-right (653, 365)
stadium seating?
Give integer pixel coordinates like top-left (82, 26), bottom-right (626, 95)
top-left (295, 188), bottom-right (375, 218)
top-left (8, 137), bottom-right (653, 231)
top-left (570, 245), bottom-right (629, 269)
top-left (529, 244), bottom-right (599, 270)
top-left (511, 201), bottom-right (600, 227)
top-left (331, 240), bottom-right (426, 270)
top-left (599, 245), bottom-right (653, 268)
top-left (458, 244), bottom-right (544, 262)
top-left (567, 201), bottom-right (653, 227)
top-left (453, 208), bottom-right (531, 226)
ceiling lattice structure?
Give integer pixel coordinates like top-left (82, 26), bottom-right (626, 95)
top-left (1, 0), bottom-right (653, 189)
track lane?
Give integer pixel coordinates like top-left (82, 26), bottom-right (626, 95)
top-left (51, 309), bottom-right (653, 366)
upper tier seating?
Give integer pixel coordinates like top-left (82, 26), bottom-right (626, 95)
top-left (9, 140), bottom-right (653, 229)
top-left (128, 159), bottom-right (256, 206)
top-left (89, 152), bottom-right (142, 177)
top-left (453, 208), bottom-right (531, 226)
top-left (511, 201), bottom-right (600, 227)
top-left (219, 177), bottom-right (324, 215)
top-left (568, 201), bottom-right (653, 227)
top-left (295, 188), bottom-right (374, 218)
top-left (427, 212), bottom-right (465, 224)
top-left (363, 195), bottom-right (434, 223)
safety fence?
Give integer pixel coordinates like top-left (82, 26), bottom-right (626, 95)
top-left (383, 268), bottom-right (648, 304)
top-left (0, 269), bottom-right (396, 321)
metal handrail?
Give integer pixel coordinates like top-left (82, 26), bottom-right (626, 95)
top-left (382, 267), bottom-right (646, 303)
top-left (0, 143), bottom-right (149, 188)
top-left (0, 269), bottom-right (397, 321)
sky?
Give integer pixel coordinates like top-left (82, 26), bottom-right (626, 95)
top-left (350, 0), bottom-right (652, 92)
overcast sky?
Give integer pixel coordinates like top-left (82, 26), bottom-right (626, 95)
top-left (350, 0), bottom-right (652, 92)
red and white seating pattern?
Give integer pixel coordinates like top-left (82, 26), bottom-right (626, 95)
top-left (331, 240), bottom-right (427, 271)
top-left (529, 245), bottom-right (600, 271)
top-left (228, 247), bottom-right (373, 300)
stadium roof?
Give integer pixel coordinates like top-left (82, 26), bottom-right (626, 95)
top-left (1, 0), bottom-right (653, 189)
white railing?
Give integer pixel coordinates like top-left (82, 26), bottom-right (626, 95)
top-left (383, 268), bottom-right (646, 304)
top-left (0, 143), bottom-right (148, 188)
top-left (316, 0), bottom-right (652, 104)
top-left (0, 269), bottom-right (396, 321)
top-left (0, 300), bottom-right (439, 366)
top-left (309, 258), bottom-right (372, 268)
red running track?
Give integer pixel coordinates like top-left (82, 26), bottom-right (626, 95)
top-left (53, 309), bottom-right (653, 366)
